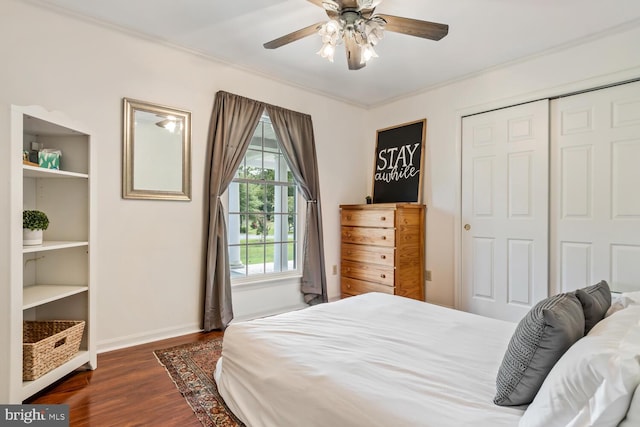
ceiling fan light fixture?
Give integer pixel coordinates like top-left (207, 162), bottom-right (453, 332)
top-left (357, 0), bottom-right (382, 10)
top-left (365, 18), bottom-right (385, 45)
top-left (319, 20), bottom-right (342, 44)
top-left (317, 42), bottom-right (336, 62)
top-left (322, 0), bottom-right (340, 12)
top-left (317, 15), bottom-right (385, 66)
top-left (361, 43), bottom-right (378, 63)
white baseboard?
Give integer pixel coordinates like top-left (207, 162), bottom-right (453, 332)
top-left (97, 322), bottom-right (202, 354)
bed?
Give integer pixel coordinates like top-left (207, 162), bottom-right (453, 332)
top-left (214, 290), bottom-right (640, 427)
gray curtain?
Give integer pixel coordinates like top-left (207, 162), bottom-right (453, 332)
top-left (203, 91), bottom-right (264, 331)
top-left (203, 91), bottom-right (328, 330)
top-left (266, 105), bottom-right (327, 305)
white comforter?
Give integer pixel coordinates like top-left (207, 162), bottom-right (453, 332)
top-left (214, 292), bottom-right (525, 427)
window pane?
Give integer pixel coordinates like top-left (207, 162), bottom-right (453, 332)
top-left (247, 244), bottom-right (265, 274)
top-left (265, 216), bottom-right (275, 242)
top-left (269, 214), bottom-right (286, 243)
top-left (287, 170), bottom-right (295, 183)
top-left (244, 149), bottom-right (262, 179)
top-left (263, 122), bottom-right (279, 153)
top-left (247, 183), bottom-right (266, 213)
top-left (249, 122), bottom-right (263, 150)
top-left (263, 151), bottom-right (278, 181)
top-left (229, 244), bottom-right (247, 277)
top-left (226, 182), bottom-right (246, 214)
top-left (229, 245), bottom-right (247, 277)
top-left (228, 213), bottom-right (242, 235)
top-left (287, 214), bottom-right (296, 242)
top-left (287, 186), bottom-right (296, 214)
top-left (264, 242), bottom-right (276, 273)
top-left (285, 242), bottom-right (296, 270)
top-left (269, 243), bottom-right (295, 272)
top-left (264, 185), bottom-right (275, 214)
top-left (235, 158), bottom-right (246, 179)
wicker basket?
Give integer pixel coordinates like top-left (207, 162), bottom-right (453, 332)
top-left (23, 320), bottom-right (85, 381)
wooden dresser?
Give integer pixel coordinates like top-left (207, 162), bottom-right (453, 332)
top-left (340, 203), bottom-right (425, 301)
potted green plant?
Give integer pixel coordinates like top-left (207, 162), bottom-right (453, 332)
top-left (23, 210), bottom-right (49, 246)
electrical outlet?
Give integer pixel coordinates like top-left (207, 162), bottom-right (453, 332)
top-left (425, 270), bottom-right (432, 281)
top-left (332, 265), bottom-right (338, 275)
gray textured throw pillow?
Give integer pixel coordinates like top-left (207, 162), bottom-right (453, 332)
top-left (494, 292), bottom-right (585, 406)
top-left (575, 280), bottom-right (611, 334)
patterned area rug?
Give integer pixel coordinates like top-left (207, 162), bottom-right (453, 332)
top-left (154, 337), bottom-right (245, 427)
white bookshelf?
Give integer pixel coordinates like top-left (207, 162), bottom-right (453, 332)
top-left (1, 105), bottom-right (97, 403)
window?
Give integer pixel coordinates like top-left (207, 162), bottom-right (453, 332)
top-left (226, 114), bottom-right (302, 279)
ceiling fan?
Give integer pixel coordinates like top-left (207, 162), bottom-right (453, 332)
top-left (263, 0), bottom-right (449, 70)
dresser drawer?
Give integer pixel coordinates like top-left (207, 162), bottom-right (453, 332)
top-left (341, 226), bottom-right (395, 247)
top-left (341, 277), bottom-right (394, 296)
top-left (341, 209), bottom-right (395, 228)
top-left (341, 243), bottom-right (395, 267)
top-left (341, 260), bottom-right (395, 286)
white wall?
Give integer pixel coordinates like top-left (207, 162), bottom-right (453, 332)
top-left (367, 24), bottom-right (640, 308)
top-left (0, 0), bottom-right (369, 351)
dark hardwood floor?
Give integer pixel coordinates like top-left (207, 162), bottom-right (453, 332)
top-left (27, 330), bottom-right (223, 426)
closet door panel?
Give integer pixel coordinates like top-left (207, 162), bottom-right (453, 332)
top-left (461, 99), bottom-right (549, 321)
top-left (550, 80), bottom-right (640, 294)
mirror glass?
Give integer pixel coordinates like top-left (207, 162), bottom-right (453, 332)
top-left (123, 98), bottom-right (191, 200)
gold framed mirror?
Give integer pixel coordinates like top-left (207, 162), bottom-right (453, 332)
top-left (122, 98), bottom-right (191, 200)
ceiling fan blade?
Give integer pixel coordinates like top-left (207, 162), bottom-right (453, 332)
top-left (344, 33), bottom-right (366, 70)
top-left (306, 0), bottom-right (325, 7)
top-left (263, 22), bottom-right (324, 49)
top-left (306, 0), bottom-right (340, 18)
top-left (377, 14), bottom-right (449, 41)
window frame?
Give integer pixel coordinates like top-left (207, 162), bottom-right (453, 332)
top-left (222, 116), bottom-right (306, 286)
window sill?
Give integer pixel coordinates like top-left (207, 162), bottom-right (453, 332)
top-left (231, 273), bottom-right (302, 291)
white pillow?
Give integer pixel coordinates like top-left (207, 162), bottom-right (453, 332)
top-left (606, 291), bottom-right (640, 317)
top-left (619, 383), bottom-right (640, 427)
top-left (519, 305), bottom-right (640, 427)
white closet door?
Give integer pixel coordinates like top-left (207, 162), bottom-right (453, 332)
top-left (550, 81), bottom-right (640, 294)
top-left (461, 100), bottom-right (549, 321)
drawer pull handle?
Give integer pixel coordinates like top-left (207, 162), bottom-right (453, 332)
top-left (346, 215), bottom-right (352, 220)
top-left (380, 255), bottom-right (386, 260)
top-left (381, 216), bottom-right (386, 221)
top-left (346, 268), bottom-right (351, 272)
top-left (347, 284), bottom-right (351, 289)
top-left (380, 274), bottom-right (386, 279)
top-left (381, 236), bottom-right (387, 240)
top-left (347, 233), bottom-right (352, 238)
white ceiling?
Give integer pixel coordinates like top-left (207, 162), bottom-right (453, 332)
top-left (31, 0), bottom-right (640, 107)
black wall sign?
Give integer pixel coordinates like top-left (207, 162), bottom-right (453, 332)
top-left (372, 119), bottom-right (426, 203)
